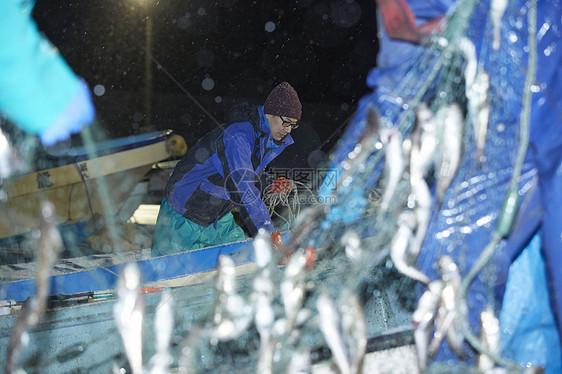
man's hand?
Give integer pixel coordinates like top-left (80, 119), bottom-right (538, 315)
top-left (272, 232), bottom-right (316, 269)
top-left (267, 177), bottom-right (293, 195)
top-left (271, 231), bottom-right (285, 251)
top-left (305, 246), bottom-right (315, 270)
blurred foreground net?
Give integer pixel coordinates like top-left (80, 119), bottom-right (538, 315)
top-left (1, 0), bottom-right (562, 373)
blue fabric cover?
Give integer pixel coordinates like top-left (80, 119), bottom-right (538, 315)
top-left (500, 232), bottom-right (561, 373)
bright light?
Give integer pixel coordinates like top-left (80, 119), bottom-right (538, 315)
top-left (128, 204), bottom-right (160, 225)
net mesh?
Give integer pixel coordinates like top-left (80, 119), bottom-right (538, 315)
top-left (1, 0), bottom-right (561, 372)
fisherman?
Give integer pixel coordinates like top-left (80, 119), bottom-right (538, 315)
top-left (151, 82), bottom-right (301, 256)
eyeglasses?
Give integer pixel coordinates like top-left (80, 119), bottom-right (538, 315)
top-left (279, 116), bottom-right (299, 130)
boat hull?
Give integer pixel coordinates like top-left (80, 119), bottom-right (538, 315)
top-left (0, 234), bottom-right (266, 302)
top-left (0, 232), bottom-right (417, 373)
top-left (0, 131), bottom-right (178, 240)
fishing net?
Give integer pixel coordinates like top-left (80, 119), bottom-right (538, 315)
top-left (1, 0), bottom-right (562, 373)
top-left (301, 0), bottom-right (562, 372)
top-left (262, 177), bottom-right (318, 231)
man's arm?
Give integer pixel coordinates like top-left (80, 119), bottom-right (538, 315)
top-left (0, 0), bottom-right (95, 145)
top-left (216, 124), bottom-right (273, 236)
top-left (376, 0), bottom-right (445, 43)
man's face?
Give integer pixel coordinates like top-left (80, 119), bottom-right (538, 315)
top-left (267, 114), bottom-right (298, 141)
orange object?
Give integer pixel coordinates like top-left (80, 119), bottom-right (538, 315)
top-left (305, 246), bottom-right (315, 270)
top-left (267, 177), bottom-right (293, 195)
top-left (271, 231), bottom-right (285, 250)
top-left (141, 287), bottom-right (165, 294)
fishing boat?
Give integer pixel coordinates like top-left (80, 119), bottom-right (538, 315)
top-left (0, 231), bottom-right (417, 373)
top-left (0, 130), bottom-right (185, 251)
top-left (0, 232), bottom-right (270, 302)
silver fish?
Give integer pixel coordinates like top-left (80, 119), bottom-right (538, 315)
top-left (280, 249), bottom-right (308, 330)
top-left (252, 230), bottom-right (276, 374)
top-left (410, 178), bottom-right (432, 260)
top-left (0, 126), bottom-right (29, 179)
top-left (411, 104), bottom-right (439, 185)
top-left (35, 201), bottom-right (63, 323)
top-left (459, 37), bottom-right (478, 100)
top-left (286, 349), bottom-right (311, 374)
top-left (435, 103), bottom-right (464, 204)
top-left (390, 210), bottom-right (431, 285)
top-left (254, 280), bottom-right (275, 374)
top-left (342, 229), bottom-right (364, 265)
top-left (211, 255), bottom-right (252, 340)
top-left (254, 228), bottom-right (274, 269)
top-left (6, 201), bottom-right (62, 374)
top-left (340, 289), bottom-right (368, 374)
top-left (490, 0), bottom-right (508, 51)
top-left (316, 289), bottom-right (367, 374)
top-left (148, 290), bottom-right (174, 374)
top-left (477, 306), bottom-right (500, 371)
top-left (470, 71), bottom-right (490, 167)
top-left (412, 280), bottom-right (445, 372)
top-left (113, 263), bottom-right (145, 374)
top-left (429, 256), bottom-right (464, 357)
top-left (407, 104), bottom-right (438, 259)
top-left (379, 126), bottom-right (405, 212)
top-left (460, 37), bottom-right (489, 167)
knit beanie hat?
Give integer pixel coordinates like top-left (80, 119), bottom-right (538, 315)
top-left (263, 82), bottom-right (302, 120)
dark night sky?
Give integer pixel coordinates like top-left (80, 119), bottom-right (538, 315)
top-left (32, 0), bottom-right (379, 166)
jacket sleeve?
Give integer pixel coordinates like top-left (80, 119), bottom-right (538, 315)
top-left (216, 124), bottom-right (274, 236)
top-left (0, 1), bottom-right (95, 145)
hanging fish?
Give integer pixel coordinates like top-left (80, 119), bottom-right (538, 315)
top-left (471, 71), bottom-right (491, 167)
top-left (286, 349), bottom-right (311, 374)
top-left (476, 306), bottom-right (500, 371)
top-left (211, 255), bottom-right (252, 341)
top-left (459, 37), bottom-right (478, 102)
top-left (280, 249), bottom-right (308, 330)
top-left (490, 0), bottom-right (508, 51)
top-left (390, 210), bottom-right (431, 285)
top-left (459, 37), bottom-right (490, 168)
top-left (435, 103), bottom-right (464, 205)
top-left (411, 104), bottom-right (439, 185)
top-left (254, 275), bottom-right (275, 374)
top-left (148, 290), bottom-right (174, 374)
top-left (5, 201), bottom-right (62, 374)
top-left (410, 177), bottom-right (433, 260)
top-left (252, 230), bottom-right (276, 374)
top-left (379, 125), bottom-right (405, 212)
top-left (113, 263), bottom-right (145, 374)
top-left (0, 126), bottom-right (29, 179)
top-left (342, 229), bottom-right (363, 264)
top-left (34, 201), bottom-right (63, 323)
top-left (429, 256), bottom-right (464, 357)
top-left (316, 289), bottom-right (367, 374)
top-left (412, 280), bottom-right (445, 372)
top-left (340, 289), bottom-right (368, 374)
top-left (407, 104), bottom-right (438, 259)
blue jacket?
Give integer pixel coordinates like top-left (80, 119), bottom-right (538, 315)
top-left (164, 104), bottom-right (293, 235)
